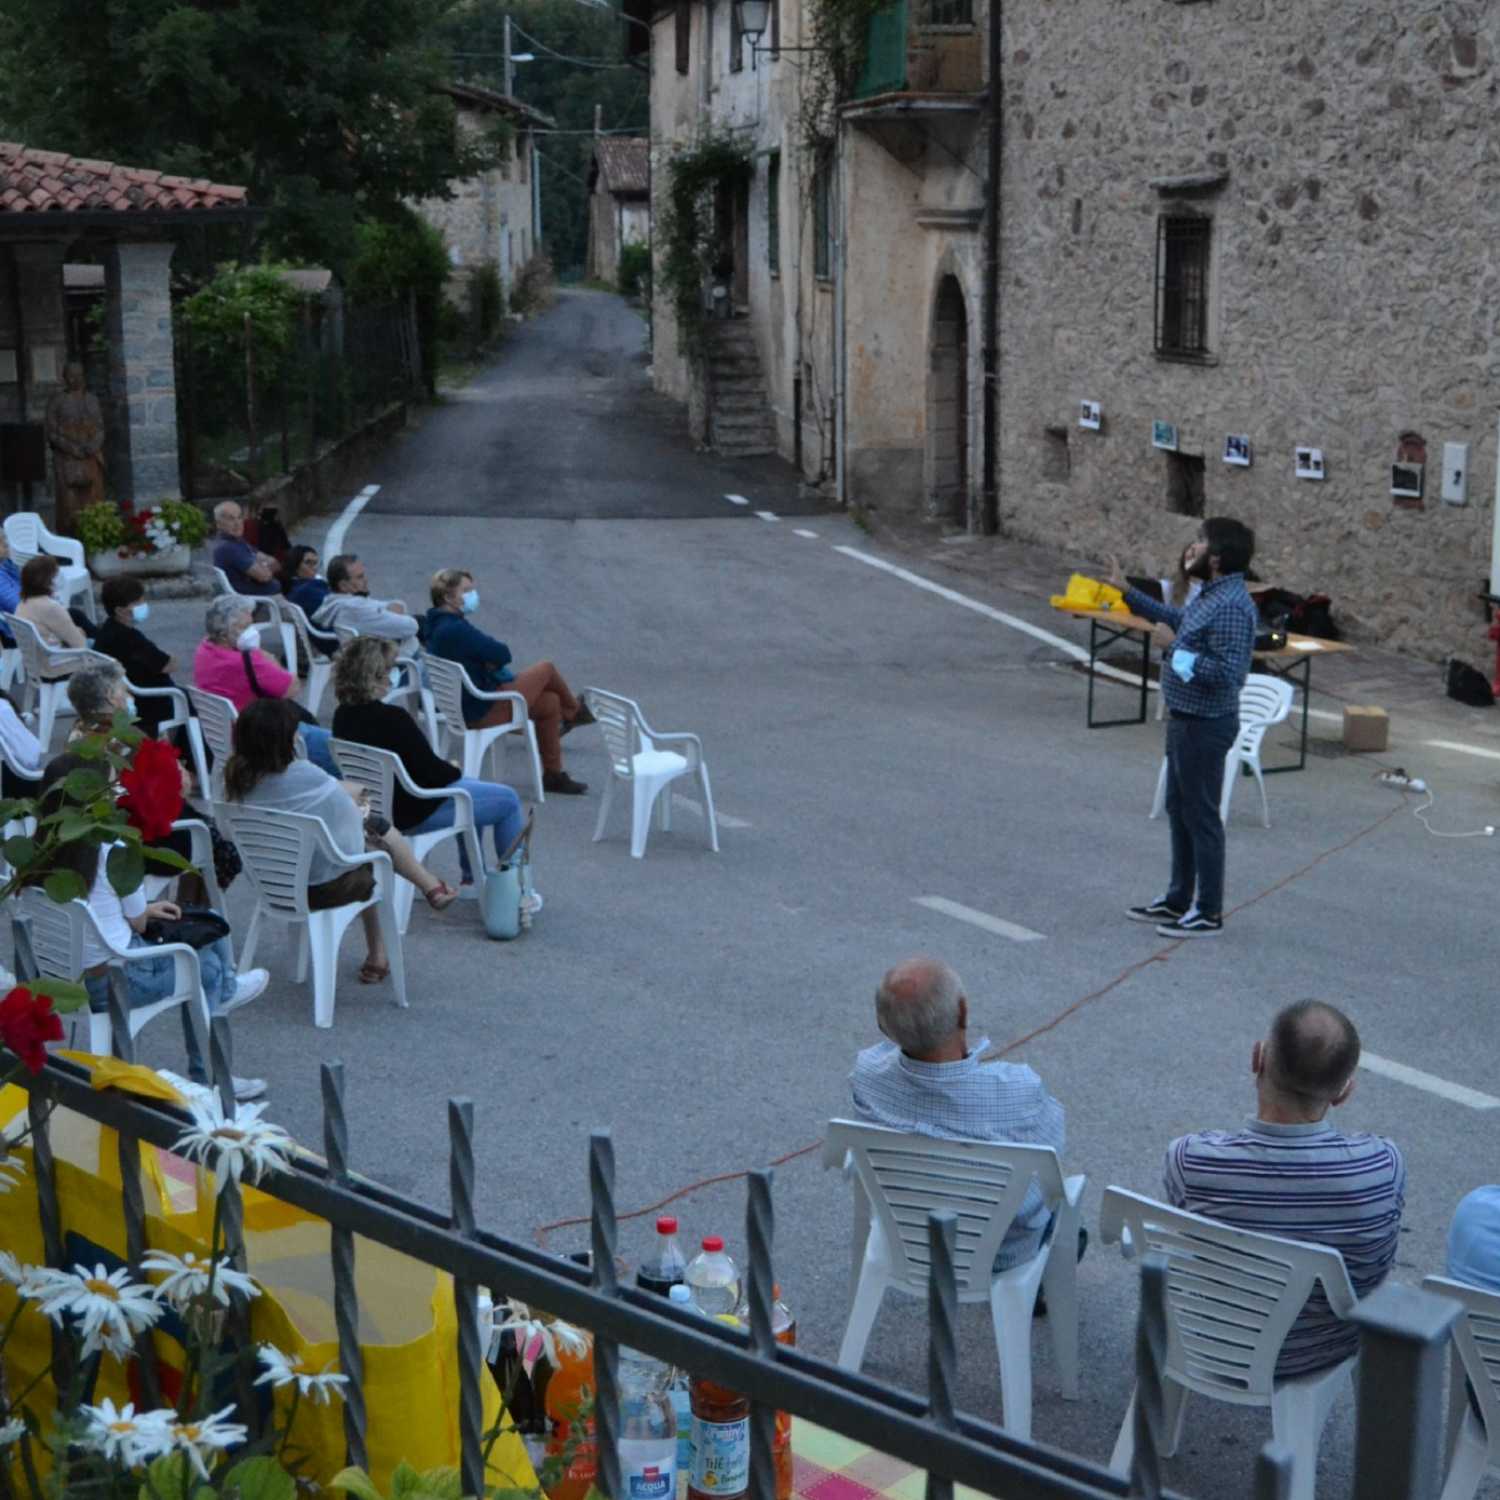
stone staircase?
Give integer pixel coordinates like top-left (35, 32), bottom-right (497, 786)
top-left (704, 320), bottom-right (776, 457)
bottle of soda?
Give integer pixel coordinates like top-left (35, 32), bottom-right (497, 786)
top-left (771, 1286), bottom-right (796, 1500)
top-left (684, 1236), bottom-right (740, 1316)
top-left (637, 1214), bottom-right (689, 1298)
top-left (619, 1345), bottom-right (677, 1500)
top-left (667, 1285), bottom-right (696, 1476)
top-left (688, 1316), bottom-right (749, 1500)
top-left (543, 1329), bottom-right (597, 1500)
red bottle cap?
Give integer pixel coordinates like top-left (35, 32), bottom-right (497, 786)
top-left (701, 1235), bottom-right (725, 1252)
top-left (657, 1215), bottom-right (678, 1234)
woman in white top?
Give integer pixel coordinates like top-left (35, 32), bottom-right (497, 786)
top-left (16, 554), bottom-right (90, 650)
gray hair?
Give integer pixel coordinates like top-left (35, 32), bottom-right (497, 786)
top-left (205, 594), bottom-right (251, 644)
top-left (875, 957), bottom-right (964, 1054)
top-left (67, 661), bottom-right (125, 725)
top-left (212, 500), bottom-right (242, 526)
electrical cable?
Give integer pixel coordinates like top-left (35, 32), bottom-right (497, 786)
top-left (508, 22), bottom-right (635, 69)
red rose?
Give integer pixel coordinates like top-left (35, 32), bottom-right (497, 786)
top-left (119, 738), bottom-right (184, 842)
top-left (0, 987), bottom-right (63, 1074)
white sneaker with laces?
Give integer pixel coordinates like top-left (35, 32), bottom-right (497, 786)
top-left (232, 1075), bottom-right (268, 1103)
top-left (220, 969), bottom-right (270, 1015)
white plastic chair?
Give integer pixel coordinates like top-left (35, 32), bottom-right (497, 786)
top-left (1421, 1275), bottom-right (1500, 1500)
top-left (278, 598), bottom-right (340, 719)
top-left (186, 687), bottom-right (238, 799)
top-left (1101, 1186), bottom-right (1359, 1500)
top-left (2, 614), bottom-right (113, 750)
top-left (215, 802), bottom-right (405, 1029)
top-left (424, 654), bottom-right (544, 800)
top-left (4, 512), bottom-right (98, 622)
top-left (129, 683), bottom-right (211, 799)
top-left (328, 738), bottom-right (482, 934)
top-left (583, 688), bottom-right (718, 860)
top-left (15, 886), bottom-right (209, 1060)
top-left (822, 1119), bottom-right (1085, 1441)
top-left (1149, 673), bottom-right (1295, 826)
top-left (140, 817), bottom-right (233, 962)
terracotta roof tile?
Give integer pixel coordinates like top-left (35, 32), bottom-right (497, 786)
top-left (0, 141), bottom-right (252, 217)
top-left (593, 137), bottom-right (649, 197)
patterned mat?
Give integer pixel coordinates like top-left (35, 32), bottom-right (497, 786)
top-left (790, 1420), bottom-right (988, 1500)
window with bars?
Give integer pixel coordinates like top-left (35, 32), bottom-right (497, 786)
top-left (1155, 214), bottom-right (1211, 359)
top-left (730, 0), bottom-right (744, 71)
top-left (676, 0), bottom-right (690, 74)
top-left (918, 0), bottom-right (973, 24)
top-left (813, 154), bottom-right (833, 279)
top-left (767, 153), bottom-right (781, 274)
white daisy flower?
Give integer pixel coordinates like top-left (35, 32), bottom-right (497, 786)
top-left (29, 1263), bottom-right (162, 1358)
top-left (253, 1345), bottom-right (349, 1405)
top-left (77, 1399), bottom-right (174, 1465)
top-left (168, 1405), bottom-right (247, 1480)
top-left (140, 1249), bottom-right (259, 1310)
top-left (0, 1250), bottom-right (34, 1291)
top-left (174, 1096), bottom-right (294, 1193)
top-left (494, 1298), bottom-right (590, 1372)
top-left (0, 1419), bottom-right (25, 1447)
top-left (0, 1153), bottom-right (23, 1193)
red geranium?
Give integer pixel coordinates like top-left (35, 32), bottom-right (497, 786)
top-left (0, 987), bottom-right (63, 1074)
top-left (118, 738), bottom-right (184, 842)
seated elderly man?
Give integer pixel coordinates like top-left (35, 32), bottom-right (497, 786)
top-left (850, 956), bottom-right (1066, 1272)
top-left (312, 554), bottom-right (419, 644)
top-left (1164, 999), bottom-right (1405, 1379)
top-left (211, 501), bottom-right (281, 598)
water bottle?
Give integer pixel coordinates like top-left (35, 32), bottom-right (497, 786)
top-left (637, 1214), bottom-right (688, 1298)
top-left (667, 1285), bottom-right (695, 1474)
top-left (618, 1345), bottom-right (677, 1500)
top-left (684, 1235), bottom-right (740, 1315)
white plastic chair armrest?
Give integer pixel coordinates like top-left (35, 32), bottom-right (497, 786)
top-left (1098, 1189), bottom-right (1128, 1249)
top-left (1059, 1173), bottom-right (1087, 1211)
top-left (42, 532), bottom-right (85, 568)
top-left (1319, 1262), bottom-right (1360, 1320)
top-left (131, 684), bottom-right (190, 720)
top-left (388, 758), bottom-right (475, 812)
top-left (646, 729), bottom-right (705, 764)
top-left (43, 645), bottom-right (112, 670)
top-left (107, 937), bottom-right (202, 1000)
top-left (463, 684), bottom-right (528, 708)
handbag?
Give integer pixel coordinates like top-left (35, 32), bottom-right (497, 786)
top-left (483, 813), bottom-right (535, 941)
top-left (142, 906), bottom-right (232, 950)
top-left (242, 651), bottom-right (318, 726)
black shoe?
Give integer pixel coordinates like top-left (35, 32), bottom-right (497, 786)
top-left (1157, 910), bottom-right (1223, 938)
top-left (561, 704), bottom-right (597, 737)
top-left (1126, 898), bottom-right (1183, 923)
top-left (543, 770), bottom-right (589, 796)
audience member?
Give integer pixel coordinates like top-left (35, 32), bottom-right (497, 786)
top-left (312, 555), bottom-right (418, 643)
top-left (0, 693), bottom-right (42, 798)
top-left (211, 501), bottom-right (281, 597)
top-left (421, 567), bottom-right (591, 796)
top-left (1164, 999), bottom-right (1404, 1379)
top-left (1449, 1186), bottom-right (1500, 1293)
top-left (331, 636), bottom-right (528, 890)
top-left (38, 753), bottom-right (270, 1102)
top-left (92, 576), bottom-right (179, 737)
top-left (0, 530), bottom-right (21, 646)
top-left (850, 956), bottom-right (1066, 1272)
top-left (281, 544), bottom-right (330, 616)
top-left (16, 554), bottom-right (92, 649)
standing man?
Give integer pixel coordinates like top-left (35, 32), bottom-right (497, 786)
top-left (1108, 517), bottom-right (1258, 937)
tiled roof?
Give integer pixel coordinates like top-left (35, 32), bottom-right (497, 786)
top-left (442, 83), bottom-right (555, 129)
top-left (594, 137), bottom-right (649, 197)
top-left (0, 143), bottom-right (251, 217)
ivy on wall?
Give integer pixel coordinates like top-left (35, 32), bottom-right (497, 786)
top-left (798, 0), bottom-right (896, 156)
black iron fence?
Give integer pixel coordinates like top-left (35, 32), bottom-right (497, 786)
top-left (0, 961), bottom-right (1465, 1500)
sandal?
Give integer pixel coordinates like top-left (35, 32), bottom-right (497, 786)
top-left (358, 960), bottom-right (390, 984)
top-left (425, 882), bottom-right (459, 912)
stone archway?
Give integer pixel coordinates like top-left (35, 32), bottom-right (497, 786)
top-left (927, 274), bottom-right (969, 527)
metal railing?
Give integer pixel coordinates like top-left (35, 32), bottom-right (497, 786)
top-left (0, 959), bottom-right (1465, 1500)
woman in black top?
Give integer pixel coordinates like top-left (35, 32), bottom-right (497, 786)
top-left (92, 575), bottom-right (179, 737)
top-left (330, 637), bottom-right (526, 887)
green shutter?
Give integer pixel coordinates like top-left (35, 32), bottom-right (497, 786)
top-left (853, 0), bottom-right (908, 100)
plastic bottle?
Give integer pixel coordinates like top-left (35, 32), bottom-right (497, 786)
top-left (619, 1345), bottom-right (677, 1500)
top-left (637, 1215), bottom-right (689, 1298)
top-left (667, 1285), bottom-right (695, 1475)
top-left (771, 1287), bottom-right (796, 1500)
top-left (688, 1316), bottom-right (749, 1500)
top-left (543, 1330), bottom-right (597, 1500)
top-left (684, 1236), bottom-right (740, 1316)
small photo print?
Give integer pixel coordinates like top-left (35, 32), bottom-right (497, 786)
top-left (1151, 420), bottom-right (1178, 451)
top-left (1294, 446), bottom-right (1326, 480)
top-left (1223, 434), bottom-right (1252, 467)
top-left (1079, 400), bottom-right (1102, 431)
top-left (1391, 462), bottom-right (1424, 499)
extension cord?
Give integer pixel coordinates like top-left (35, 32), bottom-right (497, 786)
top-left (1378, 770), bottom-right (1427, 792)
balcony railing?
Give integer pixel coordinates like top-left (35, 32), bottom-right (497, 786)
top-left (852, 0), bottom-right (984, 101)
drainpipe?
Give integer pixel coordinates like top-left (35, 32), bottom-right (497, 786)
top-left (980, 0), bottom-right (1001, 533)
top-left (834, 128), bottom-right (847, 505)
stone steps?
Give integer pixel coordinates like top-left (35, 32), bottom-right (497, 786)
top-left (704, 323), bottom-right (776, 459)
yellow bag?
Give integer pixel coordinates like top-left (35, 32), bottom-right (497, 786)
top-left (1049, 572), bottom-right (1126, 614)
top-left (0, 1067), bottom-right (536, 1493)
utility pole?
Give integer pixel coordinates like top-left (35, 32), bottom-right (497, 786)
top-left (504, 13), bottom-right (514, 98)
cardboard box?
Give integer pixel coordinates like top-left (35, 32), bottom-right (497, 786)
top-left (1343, 705), bottom-right (1389, 753)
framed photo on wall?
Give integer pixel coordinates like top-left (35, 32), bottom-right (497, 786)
top-left (1294, 446), bottom-right (1326, 480)
top-left (1079, 400), bottom-right (1102, 431)
top-left (1223, 434), bottom-right (1252, 467)
top-left (1151, 420), bottom-right (1178, 451)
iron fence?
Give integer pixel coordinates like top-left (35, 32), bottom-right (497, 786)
top-left (0, 950), bottom-right (1464, 1500)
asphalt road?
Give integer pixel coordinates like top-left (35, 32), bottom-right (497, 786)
top-left (118, 289), bottom-right (1500, 1499)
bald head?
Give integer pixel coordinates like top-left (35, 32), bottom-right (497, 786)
top-left (876, 956), bottom-right (965, 1056)
top-left (1264, 1000), bottom-right (1360, 1108)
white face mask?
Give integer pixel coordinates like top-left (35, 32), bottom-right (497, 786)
top-left (131, 603), bottom-right (150, 624)
top-left (124, 695), bottom-right (137, 717)
top-left (461, 588), bottom-right (480, 615)
top-left (235, 625), bottom-right (261, 653)
top-left (388, 668), bottom-right (402, 689)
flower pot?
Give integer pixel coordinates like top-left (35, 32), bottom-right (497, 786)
top-left (88, 544), bottom-right (191, 580)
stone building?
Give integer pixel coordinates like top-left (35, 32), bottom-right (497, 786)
top-left (0, 142), bottom-right (255, 515)
top-left (997, 0), bottom-right (1500, 662)
top-left (586, 137), bottom-right (651, 287)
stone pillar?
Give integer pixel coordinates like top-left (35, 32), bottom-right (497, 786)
top-left (104, 241), bottom-right (180, 505)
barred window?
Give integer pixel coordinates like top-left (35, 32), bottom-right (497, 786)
top-left (676, 0), bottom-right (690, 74)
top-left (767, 153), bottom-right (781, 274)
top-left (1155, 214), bottom-right (1211, 359)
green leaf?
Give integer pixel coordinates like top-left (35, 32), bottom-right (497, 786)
top-left (106, 842), bottom-right (147, 897)
top-left (221, 1457), bottom-right (296, 1500)
top-left (26, 977), bottom-right (88, 1014)
top-left (63, 768), bottom-right (109, 802)
top-left (330, 1468), bottom-right (387, 1500)
top-left (139, 1453), bottom-right (216, 1500)
top-left (56, 815), bottom-right (100, 842)
top-left (417, 1470), bottom-right (463, 1500)
top-left (390, 1462), bottom-right (424, 1499)
top-left (42, 870), bottom-right (87, 905)
top-left (3, 836), bottom-right (35, 870)
top-left (0, 799), bottom-right (33, 822)
top-left (143, 844), bottom-right (197, 873)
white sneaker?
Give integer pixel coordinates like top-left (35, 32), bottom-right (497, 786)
top-left (220, 969), bottom-right (270, 1015)
top-left (232, 1075), bottom-right (268, 1102)
top-left (520, 889), bottom-right (544, 916)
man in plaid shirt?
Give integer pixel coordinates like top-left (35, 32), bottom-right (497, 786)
top-left (1109, 518), bottom-right (1259, 937)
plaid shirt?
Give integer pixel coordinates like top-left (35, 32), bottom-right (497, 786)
top-left (849, 1039), bottom-right (1066, 1268)
top-left (1125, 573), bottom-right (1258, 718)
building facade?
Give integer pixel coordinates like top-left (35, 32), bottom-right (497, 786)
top-left (587, 137), bottom-right (651, 287)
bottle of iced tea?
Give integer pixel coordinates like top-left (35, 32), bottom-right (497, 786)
top-left (688, 1315), bottom-right (749, 1500)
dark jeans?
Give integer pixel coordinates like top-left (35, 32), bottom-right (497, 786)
top-left (1163, 710), bottom-right (1239, 918)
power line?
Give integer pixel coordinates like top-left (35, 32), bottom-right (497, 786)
top-left (507, 22), bottom-right (633, 69)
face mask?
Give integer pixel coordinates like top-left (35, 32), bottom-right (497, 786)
top-left (131, 603), bottom-right (150, 623)
top-left (124, 696), bottom-right (137, 717)
top-left (461, 589), bottom-right (480, 615)
top-left (389, 668), bottom-right (402, 689)
top-left (236, 626), bottom-right (261, 653)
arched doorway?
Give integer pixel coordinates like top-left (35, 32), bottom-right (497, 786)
top-left (927, 276), bottom-right (969, 527)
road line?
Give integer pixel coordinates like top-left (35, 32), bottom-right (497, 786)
top-left (673, 794), bottom-right (752, 829)
top-left (1360, 1051), bottom-right (1500, 1110)
top-left (725, 493), bottom-right (750, 506)
top-left (755, 510), bottom-right (779, 522)
top-left (1425, 738), bottom-right (1500, 762)
top-left (914, 895), bottom-right (1045, 943)
top-left (323, 484), bottom-right (380, 558)
top-left (794, 528), bottom-right (819, 539)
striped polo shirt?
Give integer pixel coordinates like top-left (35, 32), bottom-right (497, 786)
top-left (1163, 1118), bottom-right (1406, 1378)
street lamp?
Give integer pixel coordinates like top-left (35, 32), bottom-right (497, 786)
top-left (733, 0), bottom-right (771, 42)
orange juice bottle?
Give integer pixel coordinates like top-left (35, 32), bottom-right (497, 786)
top-left (544, 1331), bottom-right (598, 1500)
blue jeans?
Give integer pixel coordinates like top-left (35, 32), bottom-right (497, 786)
top-left (1164, 711), bottom-right (1239, 918)
top-left (298, 724), bottom-right (337, 775)
top-left (407, 778), bottom-right (524, 883)
top-left (84, 930), bottom-right (237, 1084)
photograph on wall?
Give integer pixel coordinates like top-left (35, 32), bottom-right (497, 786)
top-left (1294, 446), bottom-right (1326, 480)
top-left (1223, 434), bottom-right (1252, 467)
top-left (1151, 420), bottom-right (1178, 451)
top-left (1079, 400), bottom-right (1102, 431)
top-left (1391, 463), bottom-right (1424, 499)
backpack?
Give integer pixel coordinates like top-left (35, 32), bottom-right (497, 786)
top-left (1446, 658), bottom-right (1495, 708)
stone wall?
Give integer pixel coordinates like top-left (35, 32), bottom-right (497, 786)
top-left (106, 241), bottom-right (181, 504)
top-left (998, 0), bottom-right (1500, 663)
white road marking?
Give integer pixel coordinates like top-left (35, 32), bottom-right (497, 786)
top-left (755, 510), bottom-right (779, 522)
top-left (1360, 1051), bottom-right (1500, 1110)
top-left (725, 493), bottom-right (750, 506)
top-left (323, 485), bottom-right (381, 558)
top-left (914, 895), bottom-right (1045, 943)
top-left (673, 794), bottom-right (752, 829)
top-left (794, 528), bottom-right (819, 539)
top-left (1425, 738), bottom-right (1500, 762)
